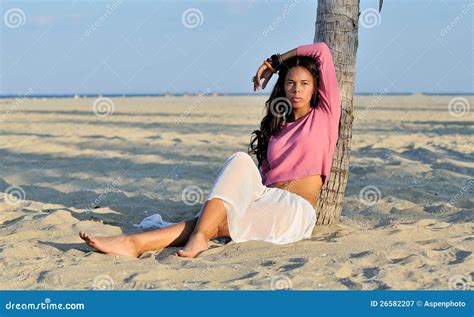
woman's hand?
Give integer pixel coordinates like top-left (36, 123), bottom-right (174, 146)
top-left (253, 63), bottom-right (274, 92)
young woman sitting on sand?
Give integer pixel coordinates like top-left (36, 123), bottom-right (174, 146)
top-left (79, 42), bottom-right (341, 258)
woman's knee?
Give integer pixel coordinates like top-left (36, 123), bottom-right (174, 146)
top-left (227, 151), bottom-right (263, 185)
top-left (229, 151), bottom-right (254, 166)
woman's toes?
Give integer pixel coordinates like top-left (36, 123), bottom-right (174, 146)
top-left (79, 231), bottom-right (97, 247)
top-left (87, 236), bottom-right (97, 245)
top-left (177, 250), bottom-right (188, 257)
top-left (177, 249), bottom-right (201, 258)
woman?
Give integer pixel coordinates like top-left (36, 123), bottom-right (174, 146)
top-left (79, 42), bottom-right (341, 258)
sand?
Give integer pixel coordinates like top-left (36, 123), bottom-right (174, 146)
top-left (0, 94), bottom-right (472, 290)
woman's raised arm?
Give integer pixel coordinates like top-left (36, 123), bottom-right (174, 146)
top-left (253, 42), bottom-right (342, 120)
top-left (295, 42), bottom-right (341, 118)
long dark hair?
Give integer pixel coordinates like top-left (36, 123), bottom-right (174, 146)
top-left (248, 56), bottom-right (320, 169)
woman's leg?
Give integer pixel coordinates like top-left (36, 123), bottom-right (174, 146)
top-left (79, 151), bottom-right (260, 258)
top-left (177, 151), bottom-right (264, 258)
top-left (79, 217), bottom-right (199, 258)
top-left (176, 198), bottom-right (229, 258)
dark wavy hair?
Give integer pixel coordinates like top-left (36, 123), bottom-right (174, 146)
top-left (248, 56), bottom-right (320, 169)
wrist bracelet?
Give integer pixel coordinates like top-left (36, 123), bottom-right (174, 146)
top-left (263, 60), bottom-right (275, 73)
top-left (268, 53), bottom-right (282, 72)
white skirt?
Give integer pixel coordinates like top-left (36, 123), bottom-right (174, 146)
top-left (134, 151), bottom-right (317, 245)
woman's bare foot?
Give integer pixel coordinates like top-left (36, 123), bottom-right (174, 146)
top-left (79, 231), bottom-right (140, 258)
top-left (176, 232), bottom-right (208, 258)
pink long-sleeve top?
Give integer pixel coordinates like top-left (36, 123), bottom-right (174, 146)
top-left (259, 42), bottom-right (341, 186)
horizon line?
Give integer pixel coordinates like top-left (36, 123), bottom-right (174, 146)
top-left (1, 92), bottom-right (473, 99)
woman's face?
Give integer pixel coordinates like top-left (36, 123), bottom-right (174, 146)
top-left (283, 66), bottom-right (316, 110)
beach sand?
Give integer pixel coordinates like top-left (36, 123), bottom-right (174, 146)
top-left (0, 95), bottom-right (472, 290)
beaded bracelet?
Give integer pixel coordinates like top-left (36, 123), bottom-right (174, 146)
top-left (265, 53), bottom-right (283, 73)
top-left (263, 60), bottom-right (275, 73)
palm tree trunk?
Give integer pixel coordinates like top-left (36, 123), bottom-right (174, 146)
top-left (314, 0), bottom-right (359, 225)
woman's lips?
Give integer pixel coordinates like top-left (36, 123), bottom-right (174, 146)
top-left (291, 97), bottom-right (303, 102)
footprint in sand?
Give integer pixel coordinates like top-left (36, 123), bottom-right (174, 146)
top-left (260, 260), bottom-right (276, 267)
top-left (419, 240), bottom-right (471, 265)
top-left (338, 277), bottom-right (363, 290)
top-left (277, 257), bottom-right (308, 273)
top-left (225, 271), bottom-right (259, 282)
top-left (415, 219), bottom-right (439, 227)
top-left (349, 250), bottom-right (377, 266)
top-left (384, 244), bottom-right (417, 265)
top-left (426, 221), bottom-right (452, 230)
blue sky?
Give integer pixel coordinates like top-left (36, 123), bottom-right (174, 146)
top-left (1, 0), bottom-right (472, 95)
